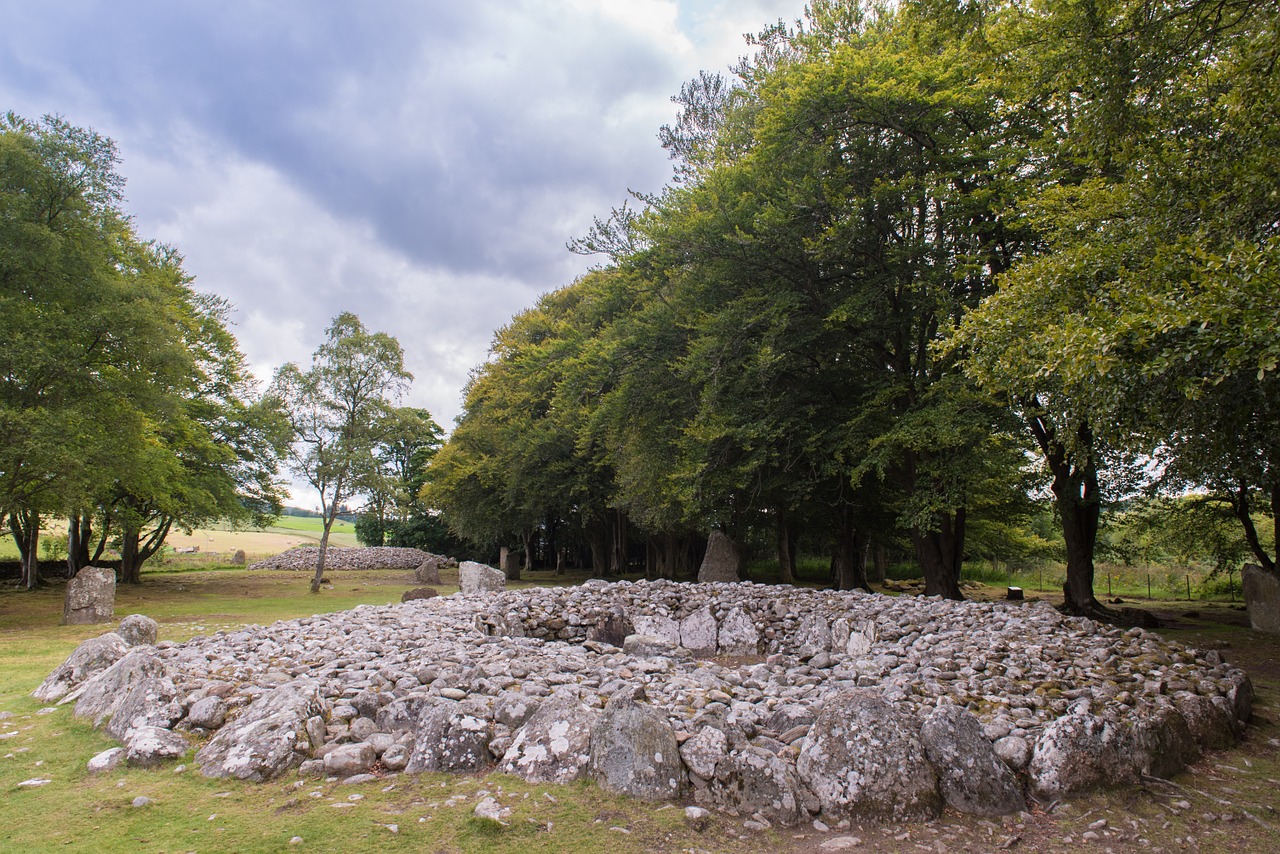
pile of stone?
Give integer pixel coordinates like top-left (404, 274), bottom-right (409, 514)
top-left (248, 546), bottom-right (442, 572)
top-left (34, 580), bottom-right (1253, 826)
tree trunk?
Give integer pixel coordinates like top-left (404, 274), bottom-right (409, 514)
top-left (871, 544), bottom-right (888, 585)
top-left (911, 510), bottom-right (966, 600)
top-left (67, 514), bottom-right (83, 578)
top-left (11, 509), bottom-right (41, 590)
top-left (776, 515), bottom-right (798, 584)
top-left (120, 526), bottom-right (141, 584)
top-left (312, 517), bottom-right (334, 593)
top-left (588, 521), bottom-right (609, 577)
top-left (832, 505), bottom-right (871, 592)
top-left (610, 508), bottom-right (628, 575)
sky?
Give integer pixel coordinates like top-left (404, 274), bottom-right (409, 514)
top-left (1, 0), bottom-right (811, 434)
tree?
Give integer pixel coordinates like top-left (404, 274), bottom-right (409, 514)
top-left (270, 313), bottom-right (411, 593)
top-left (356, 406), bottom-right (443, 547)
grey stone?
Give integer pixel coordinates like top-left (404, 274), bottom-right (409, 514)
top-left (414, 556), bottom-right (442, 585)
top-left (382, 743), bottom-right (410, 771)
top-left (993, 736), bottom-right (1032, 771)
top-left (72, 648), bottom-right (171, 727)
top-left (405, 701), bottom-right (493, 773)
top-left (697, 531), bottom-right (740, 583)
top-left (623, 634), bottom-right (685, 658)
top-left (1172, 691), bottom-right (1235, 751)
top-left (920, 705), bottom-right (1025, 816)
top-left (588, 688), bottom-right (683, 801)
top-left (1132, 706), bottom-right (1200, 778)
top-left (797, 689), bottom-right (941, 822)
top-left (231, 549), bottom-right (247, 566)
top-left (117, 614), bottom-right (158, 647)
top-left (679, 725), bottom-right (728, 779)
top-left (716, 607), bottom-right (759, 656)
top-left (586, 611), bottom-right (634, 647)
top-left (458, 561), bottom-right (505, 594)
top-left (62, 566), bottom-right (116, 625)
top-left (88, 747), bottom-right (127, 773)
top-left (324, 742), bottom-right (376, 776)
top-left (493, 692), bottom-right (540, 729)
top-left (33, 633), bottom-right (129, 702)
top-left (680, 607), bottom-right (718, 654)
top-left (196, 681), bottom-right (326, 781)
top-left (500, 696), bottom-right (599, 784)
top-left (705, 744), bottom-right (809, 826)
top-left (187, 696), bottom-right (230, 730)
top-left (1028, 712), bottom-right (1138, 798)
top-left (1243, 564), bottom-right (1280, 633)
top-left (631, 614), bottom-right (681, 645)
top-left (401, 587), bottom-right (438, 602)
top-left (125, 726), bottom-right (189, 767)
top-left (105, 676), bottom-right (182, 740)
top-left (474, 796), bottom-right (511, 824)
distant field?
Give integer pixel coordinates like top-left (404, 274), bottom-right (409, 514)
top-left (0, 516), bottom-right (359, 563)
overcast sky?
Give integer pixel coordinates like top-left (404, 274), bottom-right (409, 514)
top-left (1, 1), bottom-right (809, 434)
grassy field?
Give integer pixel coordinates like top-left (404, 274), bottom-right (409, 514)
top-left (0, 566), bottom-right (1277, 853)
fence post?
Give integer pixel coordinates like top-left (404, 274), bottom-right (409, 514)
top-left (1186, 575), bottom-right (1192, 601)
top-left (1147, 574), bottom-right (1151, 600)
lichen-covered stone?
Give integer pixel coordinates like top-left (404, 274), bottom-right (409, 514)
top-left (117, 614), bottom-right (158, 647)
top-left (33, 633), bottom-right (128, 702)
top-left (920, 705), bottom-right (1024, 817)
top-left (500, 696), bottom-right (598, 783)
top-left (196, 681), bottom-right (325, 781)
top-left (588, 689), bottom-right (683, 801)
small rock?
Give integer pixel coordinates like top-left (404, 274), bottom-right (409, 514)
top-left (132, 796), bottom-right (153, 808)
top-left (474, 796), bottom-right (511, 824)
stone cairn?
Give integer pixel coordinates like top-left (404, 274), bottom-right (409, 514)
top-left (247, 546), bottom-right (441, 572)
top-left (35, 580), bottom-right (1253, 826)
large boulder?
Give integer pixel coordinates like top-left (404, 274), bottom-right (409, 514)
top-left (920, 705), bottom-right (1025, 817)
top-left (124, 726), bottom-right (190, 768)
top-left (697, 531), bottom-right (740, 583)
top-left (703, 745), bottom-right (810, 826)
top-left (104, 676), bottom-right (183, 740)
top-left (117, 614), bottom-right (158, 647)
top-left (1131, 705), bottom-right (1200, 779)
top-left (500, 696), bottom-right (599, 784)
top-left (414, 556), bottom-right (442, 585)
top-left (32, 633), bottom-right (129, 702)
top-left (71, 648), bottom-right (171, 727)
top-left (62, 566), bottom-right (116, 625)
top-left (1172, 691), bottom-right (1235, 751)
top-left (588, 688), bottom-right (683, 801)
top-left (196, 681), bottom-right (326, 781)
top-left (716, 607), bottom-right (760, 656)
top-left (1243, 564), bottom-right (1280, 633)
top-left (458, 561), bottom-right (506, 594)
top-left (1028, 711), bottom-right (1138, 799)
top-left (796, 689), bottom-right (941, 822)
top-left (679, 607), bottom-right (718, 654)
top-left (405, 700), bottom-right (493, 773)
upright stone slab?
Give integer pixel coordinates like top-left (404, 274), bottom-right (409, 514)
top-left (1242, 564), bottom-right (1280, 633)
top-left (458, 561), bottom-right (505, 594)
top-left (230, 549), bottom-right (247, 566)
top-left (62, 566), bottom-right (116, 625)
top-left (414, 556), bottom-right (442, 585)
top-left (588, 688), bottom-right (683, 801)
top-left (697, 531), bottom-right (740, 583)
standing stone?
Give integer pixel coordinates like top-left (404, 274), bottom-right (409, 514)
top-left (920, 705), bottom-right (1025, 816)
top-left (588, 688), bottom-right (683, 801)
top-left (117, 614), bottom-right (158, 647)
top-left (797, 689), bottom-right (941, 822)
top-left (680, 607), bottom-right (718, 654)
top-left (458, 561), bottom-right (506, 594)
top-left (62, 566), bottom-right (116, 625)
top-left (632, 614), bottom-right (680, 646)
top-left (500, 696), bottom-right (599, 784)
top-left (697, 531), bottom-right (740, 583)
top-left (231, 549), bottom-right (247, 566)
top-left (414, 556), bottom-right (442, 585)
top-left (499, 548), bottom-right (520, 577)
top-left (1242, 564), bottom-right (1280, 633)
top-left (405, 700), bottom-right (494, 773)
top-left (32, 633), bottom-right (129, 702)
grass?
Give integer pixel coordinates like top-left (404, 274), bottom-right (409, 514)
top-left (0, 565), bottom-right (1278, 852)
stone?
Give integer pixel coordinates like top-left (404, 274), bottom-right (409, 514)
top-left (62, 566), bottom-right (116, 625)
top-left (414, 556), bottom-right (442, 585)
top-left (132, 796), bottom-right (153, 808)
top-left (920, 705), bottom-right (1025, 816)
top-left (499, 547), bottom-right (520, 578)
top-left (72, 648), bottom-right (171, 727)
top-left (474, 797), bottom-right (511, 824)
top-left (993, 736), bottom-right (1032, 772)
top-left (401, 587), bottom-right (438, 602)
top-left (493, 692), bottom-right (540, 729)
top-left (32, 632), bottom-right (129, 702)
top-left (125, 726), bottom-right (190, 767)
top-left (795, 613), bottom-right (831, 658)
top-left (500, 695), bottom-right (599, 783)
top-left (1242, 564), bottom-right (1280, 633)
top-left (697, 531), bottom-right (741, 583)
top-left (679, 725), bottom-right (729, 779)
top-left (1132, 706), bottom-right (1200, 778)
top-left (231, 549), bottom-right (247, 566)
top-left (324, 742), bottom-right (376, 776)
top-left (680, 607), bottom-right (718, 654)
top-left (796, 689), bottom-right (941, 822)
top-left (405, 701), bottom-right (493, 773)
top-left (196, 681), bottom-right (326, 781)
top-left (588, 688), bottom-right (683, 801)
top-left (105, 676), bottom-right (182, 740)
top-left (1028, 712), bottom-right (1138, 799)
top-left (632, 614), bottom-right (681, 646)
top-left (382, 743), bottom-right (410, 771)
top-left (684, 805), bottom-right (711, 829)
top-left (88, 747), bottom-right (127, 773)
top-left (717, 607), bottom-right (760, 656)
top-left (586, 612), bottom-right (634, 647)
top-left (117, 614), bottom-right (158, 647)
top-left (705, 744), bottom-right (809, 826)
top-left (458, 561), bottom-right (505, 594)
top-left (186, 696), bottom-right (230, 730)
top-left (622, 634), bottom-right (685, 658)
top-left (1172, 691), bottom-right (1235, 751)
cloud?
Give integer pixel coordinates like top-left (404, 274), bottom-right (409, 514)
top-left (0, 0), bottom-right (811, 432)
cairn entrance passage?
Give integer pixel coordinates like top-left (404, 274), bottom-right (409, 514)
top-left (36, 580), bottom-right (1253, 825)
